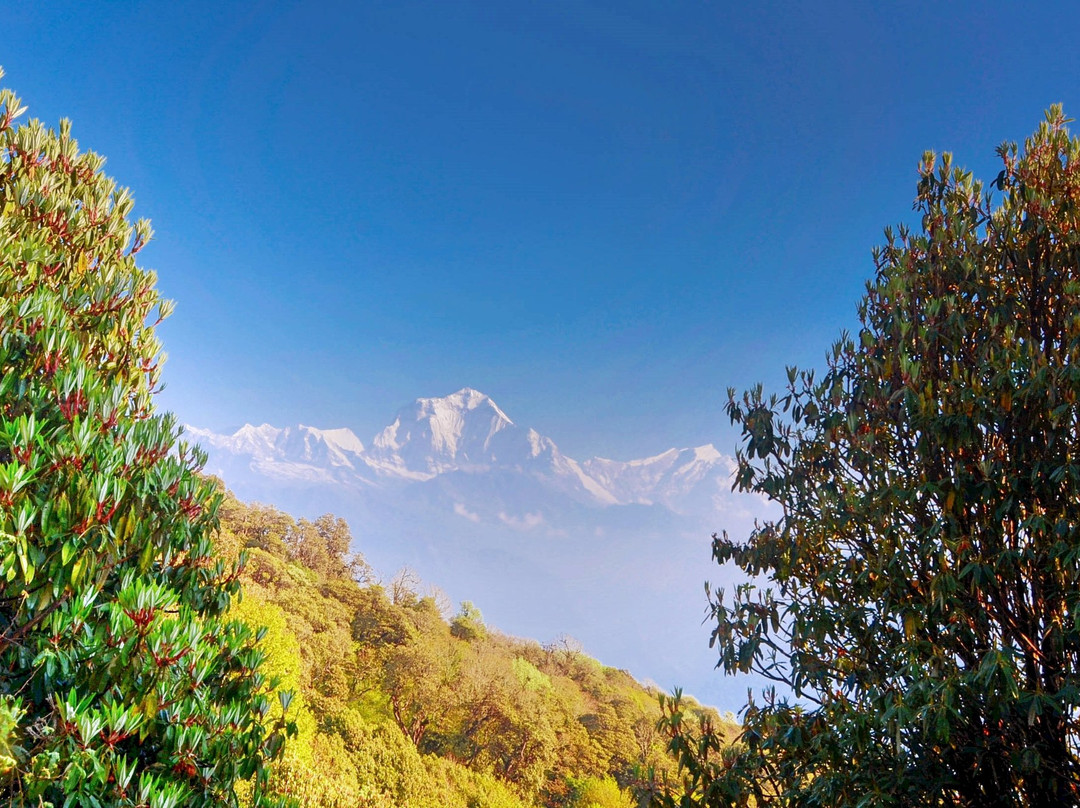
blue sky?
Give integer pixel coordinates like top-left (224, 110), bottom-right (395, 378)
top-left (7, 1), bottom-right (1080, 461)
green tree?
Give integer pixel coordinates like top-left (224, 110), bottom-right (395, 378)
top-left (657, 108), bottom-right (1080, 807)
top-left (220, 498), bottom-right (294, 557)
top-left (382, 615), bottom-right (462, 747)
top-left (0, 75), bottom-right (290, 805)
top-left (285, 514), bottom-right (369, 582)
top-left (446, 647), bottom-right (559, 795)
top-left (451, 601), bottom-right (488, 642)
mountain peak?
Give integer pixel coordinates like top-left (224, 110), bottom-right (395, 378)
top-left (296, 425), bottom-right (366, 456)
top-left (451, 386), bottom-right (486, 400)
top-left (370, 388), bottom-right (517, 471)
top-left (233, 423), bottom-right (280, 438)
top-left (417, 388), bottom-right (513, 425)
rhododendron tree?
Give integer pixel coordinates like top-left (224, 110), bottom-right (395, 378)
top-left (0, 72), bottom-right (291, 806)
top-left (658, 108), bottom-right (1080, 807)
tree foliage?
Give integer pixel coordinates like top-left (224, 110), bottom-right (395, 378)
top-left (0, 74), bottom-right (289, 805)
top-left (286, 514), bottom-right (369, 582)
top-left (451, 600), bottom-right (487, 642)
top-left (657, 107), bottom-right (1080, 806)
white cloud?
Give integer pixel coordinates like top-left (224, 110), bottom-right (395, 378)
top-left (453, 502), bottom-right (481, 522)
top-left (498, 510), bottom-right (544, 530)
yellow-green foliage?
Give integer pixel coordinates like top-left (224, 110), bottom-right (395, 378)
top-left (512, 657), bottom-right (552, 692)
top-left (568, 776), bottom-right (634, 808)
top-left (425, 755), bottom-right (535, 808)
top-left (212, 488), bottom-right (739, 807)
top-left (233, 595), bottom-right (303, 719)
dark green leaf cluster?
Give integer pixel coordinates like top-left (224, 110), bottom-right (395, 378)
top-left (0, 74), bottom-right (290, 806)
top-left (657, 107), bottom-right (1080, 807)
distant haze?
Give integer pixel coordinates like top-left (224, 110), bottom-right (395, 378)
top-left (189, 387), bottom-right (774, 710)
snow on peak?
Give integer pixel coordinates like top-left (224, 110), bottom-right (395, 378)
top-left (692, 444), bottom-right (722, 463)
top-left (306, 425), bottom-right (366, 456)
top-left (191, 423), bottom-right (284, 459)
top-left (526, 428), bottom-right (555, 458)
top-left (579, 442), bottom-right (734, 509)
top-left (415, 388), bottom-right (514, 426)
top-left (234, 423), bottom-right (280, 438)
top-left (371, 388), bottom-right (516, 470)
top-left (184, 421), bottom-right (372, 482)
top-left (268, 424), bottom-right (366, 470)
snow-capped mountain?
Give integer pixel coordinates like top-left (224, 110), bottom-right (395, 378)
top-left (190, 387), bottom-right (730, 511)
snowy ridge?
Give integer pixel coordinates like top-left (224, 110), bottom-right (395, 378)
top-left (582, 445), bottom-right (733, 509)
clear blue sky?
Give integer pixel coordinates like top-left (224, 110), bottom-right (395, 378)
top-left (6, 1), bottom-right (1080, 459)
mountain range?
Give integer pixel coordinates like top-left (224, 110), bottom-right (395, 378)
top-left (186, 387), bottom-right (736, 511)
top-left (186, 388), bottom-right (769, 709)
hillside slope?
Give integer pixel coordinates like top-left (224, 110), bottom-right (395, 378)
top-left (212, 485), bottom-right (737, 807)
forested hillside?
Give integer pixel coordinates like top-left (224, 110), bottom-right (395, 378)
top-left (211, 484), bottom-right (736, 807)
